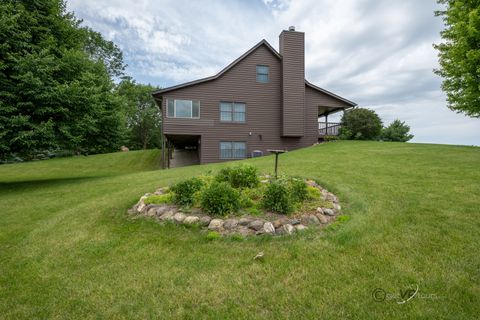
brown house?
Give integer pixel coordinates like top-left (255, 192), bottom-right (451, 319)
top-left (153, 27), bottom-right (356, 168)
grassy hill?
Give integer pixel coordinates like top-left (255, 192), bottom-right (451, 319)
top-left (0, 142), bottom-right (478, 319)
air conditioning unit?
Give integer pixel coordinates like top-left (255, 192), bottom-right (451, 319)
top-left (251, 150), bottom-right (263, 158)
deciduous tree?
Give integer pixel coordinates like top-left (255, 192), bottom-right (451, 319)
top-left (435, 0), bottom-right (480, 117)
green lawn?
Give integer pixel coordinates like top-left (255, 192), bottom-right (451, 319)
top-left (0, 142), bottom-right (479, 319)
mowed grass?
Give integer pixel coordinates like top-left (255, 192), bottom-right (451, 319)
top-left (0, 142), bottom-right (479, 319)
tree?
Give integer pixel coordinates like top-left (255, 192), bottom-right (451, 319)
top-left (340, 108), bottom-right (383, 140)
top-left (116, 78), bottom-right (162, 150)
top-left (381, 120), bottom-right (414, 142)
top-left (434, 0), bottom-right (480, 117)
top-left (0, 0), bottom-right (127, 160)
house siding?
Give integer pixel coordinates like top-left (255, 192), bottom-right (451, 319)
top-left (161, 45), bottom-right (319, 164)
top-left (155, 32), bottom-right (357, 166)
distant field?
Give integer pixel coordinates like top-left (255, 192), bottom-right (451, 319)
top-left (0, 142), bottom-right (478, 319)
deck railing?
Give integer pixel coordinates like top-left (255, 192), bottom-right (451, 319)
top-left (318, 122), bottom-right (341, 136)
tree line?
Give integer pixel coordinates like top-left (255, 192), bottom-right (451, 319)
top-left (0, 0), bottom-right (161, 162)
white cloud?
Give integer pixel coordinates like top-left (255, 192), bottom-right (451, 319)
top-left (67, 0), bottom-right (479, 146)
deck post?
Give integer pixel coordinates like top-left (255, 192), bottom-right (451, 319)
top-left (161, 136), bottom-right (166, 169)
top-left (325, 113), bottom-right (329, 136)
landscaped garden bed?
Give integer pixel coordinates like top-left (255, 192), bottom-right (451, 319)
top-left (129, 165), bottom-right (343, 236)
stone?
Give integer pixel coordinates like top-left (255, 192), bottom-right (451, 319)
top-left (295, 224), bottom-right (307, 231)
top-left (333, 203), bottom-right (341, 212)
top-left (199, 216), bottom-right (212, 226)
top-left (316, 207), bottom-right (324, 214)
top-left (183, 216), bottom-right (200, 224)
top-left (283, 224), bottom-right (296, 235)
top-left (272, 218), bottom-right (287, 229)
top-left (173, 212), bottom-right (186, 223)
top-left (239, 217), bottom-right (253, 226)
top-left (290, 218), bottom-right (301, 225)
top-left (316, 214), bottom-right (329, 224)
top-left (136, 199), bottom-right (147, 213)
top-left (120, 146), bottom-right (129, 152)
top-left (306, 215), bottom-right (320, 225)
top-left (248, 220), bottom-right (265, 231)
top-left (223, 219), bottom-right (239, 230)
top-left (237, 226), bottom-right (254, 236)
top-left (326, 193), bottom-right (338, 203)
top-left (155, 206), bottom-right (171, 216)
top-left (146, 206), bottom-right (159, 217)
top-left (263, 222), bottom-right (275, 234)
top-left (323, 208), bottom-right (335, 216)
top-left (159, 210), bottom-right (175, 221)
top-left (301, 214), bottom-right (319, 225)
top-left (208, 219), bottom-right (224, 230)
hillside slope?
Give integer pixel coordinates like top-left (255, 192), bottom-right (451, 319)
top-left (0, 142), bottom-right (478, 319)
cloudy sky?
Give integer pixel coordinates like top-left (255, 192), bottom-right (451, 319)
top-left (67, 0), bottom-right (479, 146)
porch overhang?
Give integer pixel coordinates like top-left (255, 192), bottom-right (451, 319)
top-left (318, 105), bottom-right (354, 117)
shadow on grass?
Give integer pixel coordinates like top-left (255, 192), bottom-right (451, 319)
top-left (0, 176), bottom-right (106, 193)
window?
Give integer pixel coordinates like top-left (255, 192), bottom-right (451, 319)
top-left (166, 99), bottom-right (200, 118)
top-left (220, 142), bottom-right (246, 159)
top-left (219, 102), bottom-right (246, 122)
top-left (256, 65), bottom-right (269, 83)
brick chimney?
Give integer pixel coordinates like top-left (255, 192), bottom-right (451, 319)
top-left (279, 26), bottom-right (305, 137)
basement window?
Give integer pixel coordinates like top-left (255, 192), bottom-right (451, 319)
top-left (256, 65), bottom-right (269, 83)
top-left (220, 142), bottom-right (246, 159)
top-left (167, 99), bottom-right (200, 118)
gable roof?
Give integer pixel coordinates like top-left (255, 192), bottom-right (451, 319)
top-left (152, 40), bottom-right (280, 95)
top-left (152, 40), bottom-right (357, 108)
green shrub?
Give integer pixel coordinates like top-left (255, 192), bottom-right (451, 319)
top-left (288, 179), bottom-right (308, 203)
top-left (170, 177), bottom-right (204, 206)
top-left (323, 135), bottom-right (340, 142)
top-left (340, 108), bottom-right (383, 140)
top-left (200, 181), bottom-right (240, 215)
top-left (144, 193), bottom-right (173, 205)
top-left (216, 165), bottom-right (259, 188)
top-left (215, 166), bottom-right (234, 184)
top-left (381, 119), bottom-right (414, 142)
top-left (306, 185), bottom-right (321, 200)
top-left (242, 186), bottom-right (264, 201)
top-left (239, 190), bottom-right (254, 208)
top-left (262, 181), bottom-right (292, 214)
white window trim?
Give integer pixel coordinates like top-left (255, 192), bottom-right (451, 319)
top-left (166, 99), bottom-right (201, 119)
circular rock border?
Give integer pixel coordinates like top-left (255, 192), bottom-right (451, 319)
top-left (128, 180), bottom-right (343, 236)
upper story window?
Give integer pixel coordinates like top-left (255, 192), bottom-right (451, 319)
top-left (167, 99), bottom-right (200, 119)
top-left (256, 65), bottom-right (269, 83)
top-left (220, 102), bottom-right (246, 122)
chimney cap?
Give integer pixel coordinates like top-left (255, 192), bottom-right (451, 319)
top-left (288, 26), bottom-right (295, 31)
